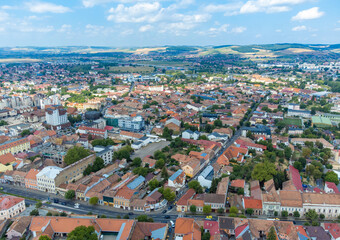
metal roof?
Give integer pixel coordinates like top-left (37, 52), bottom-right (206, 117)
top-left (127, 176), bottom-right (145, 189)
top-left (169, 169), bottom-right (183, 182)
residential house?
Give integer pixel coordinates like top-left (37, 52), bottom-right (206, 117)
top-left (168, 169), bottom-right (186, 191)
top-left (0, 195), bottom-right (25, 220)
top-left (0, 153), bottom-right (16, 173)
top-left (243, 198), bottom-right (263, 215)
top-left (324, 181), bottom-right (340, 194)
top-left (114, 186), bottom-right (136, 210)
top-left (176, 189), bottom-right (196, 212)
top-left (36, 166), bottom-right (63, 193)
top-left (181, 159), bottom-right (200, 178)
top-left (164, 118), bottom-right (181, 133)
top-left (131, 222), bottom-right (168, 240)
top-left (174, 218), bottom-right (201, 240)
top-left (182, 130), bottom-right (200, 140)
top-left (25, 169), bottom-right (39, 190)
top-left (6, 216), bottom-right (31, 240)
top-left (196, 193), bottom-right (226, 211)
top-left (197, 165), bottom-right (214, 188)
top-left (305, 226), bottom-right (331, 240)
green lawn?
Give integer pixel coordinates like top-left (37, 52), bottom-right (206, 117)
top-left (283, 118), bottom-right (303, 127)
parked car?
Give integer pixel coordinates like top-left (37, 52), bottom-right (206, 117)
top-left (206, 216), bottom-right (212, 220)
top-left (61, 202), bottom-right (66, 205)
top-left (168, 206), bottom-right (173, 210)
top-left (74, 203), bottom-right (79, 209)
top-left (162, 210), bottom-right (167, 214)
top-left (165, 215), bottom-right (170, 219)
top-left (128, 212), bottom-right (134, 215)
top-left (53, 199), bottom-right (59, 204)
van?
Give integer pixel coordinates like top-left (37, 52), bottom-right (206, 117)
top-left (169, 220), bottom-right (175, 228)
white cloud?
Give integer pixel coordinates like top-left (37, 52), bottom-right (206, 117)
top-left (0, 11), bottom-right (9, 22)
top-left (232, 26), bottom-right (247, 33)
top-left (82, 0), bottom-right (113, 8)
top-left (276, 29), bottom-right (282, 32)
top-left (292, 25), bottom-right (307, 31)
top-left (334, 28), bottom-right (340, 31)
top-left (58, 24), bottom-right (72, 33)
top-left (139, 24), bottom-right (153, 32)
top-left (292, 7), bottom-right (324, 21)
top-left (107, 2), bottom-right (162, 23)
top-left (206, 24), bottom-right (229, 35)
top-left (204, 2), bottom-right (242, 15)
top-left (26, 1), bottom-right (71, 13)
top-left (240, 0), bottom-right (305, 14)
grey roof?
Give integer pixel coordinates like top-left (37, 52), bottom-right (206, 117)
top-left (200, 165), bottom-right (214, 179)
top-left (219, 217), bottom-right (235, 230)
top-left (305, 226), bottom-right (331, 240)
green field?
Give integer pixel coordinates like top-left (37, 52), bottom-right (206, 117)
top-left (283, 118), bottom-right (303, 127)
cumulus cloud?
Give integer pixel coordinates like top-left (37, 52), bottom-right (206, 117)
top-left (58, 24), bottom-right (72, 33)
top-left (232, 26), bottom-right (247, 33)
top-left (26, 1), bottom-right (71, 13)
top-left (139, 24), bottom-right (153, 32)
top-left (239, 0), bottom-right (306, 14)
top-left (292, 7), bottom-right (324, 21)
top-left (0, 11), bottom-right (9, 22)
top-left (292, 25), bottom-right (307, 31)
top-left (107, 2), bottom-right (162, 23)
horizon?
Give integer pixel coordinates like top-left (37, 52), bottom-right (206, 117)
top-left (0, 0), bottom-right (338, 47)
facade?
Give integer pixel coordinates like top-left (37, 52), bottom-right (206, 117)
top-left (77, 126), bottom-right (108, 139)
top-left (45, 105), bottom-right (70, 130)
top-left (106, 114), bottom-right (145, 132)
top-left (25, 169), bottom-right (39, 190)
top-left (94, 146), bottom-right (114, 165)
top-left (0, 138), bottom-right (30, 156)
top-left (182, 130), bottom-right (200, 140)
top-left (287, 109), bottom-right (311, 118)
top-left (36, 166), bottom-right (63, 193)
top-left (168, 169), bottom-right (186, 191)
top-left (198, 165), bottom-right (214, 188)
top-left (0, 195), bottom-right (26, 220)
top-left (114, 187), bottom-right (136, 210)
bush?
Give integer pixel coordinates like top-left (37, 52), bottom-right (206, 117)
top-left (229, 213), bottom-right (237, 217)
top-left (36, 202), bottom-right (42, 208)
top-left (46, 212), bottom-right (53, 216)
top-left (281, 210), bottom-right (288, 218)
top-left (229, 206), bottom-right (238, 214)
top-left (65, 190), bottom-right (75, 200)
top-left (293, 211), bottom-right (300, 218)
top-left (60, 212), bottom-right (67, 217)
top-left (30, 209), bottom-right (39, 216)
top-left (89, 197), bottom-right (99, 205)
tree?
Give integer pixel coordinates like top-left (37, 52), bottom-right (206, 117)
top-left (65, 190), bottom-right (75, 200)
top-left (203, 205), bottom-right (212, 214)
top-left (251, 161), bottom-right (277, 183)
top-left (46, 212), bottom-right (53, 216)
top-left (161, 167), bottom-right (169, 180)
top-left (188, 180), bottom-right (203, 193)
top-left (39, 236), bottom-right (51, 240)
top-left (229, 206), bottom-right (238, 214)
top-left (36, 201), bottom-right (42, 208)
top-left (217, 208), bottom-right (224, 214)
top-left (325, 171), bottom-right (340, 185)
top-left (60, 212), bottom-right (67, 216)
top-left (214, 119), bottom-right (222, 127)
top-left (246, 208), bottom-right (254, 216)
top-left (67, 226), bottom-right (97, 240)
top-left (305, 209), bottom-right (318, 222)
top-left (64, 146), bottom-right (91, 166)
top-left (202, 232), bottom-right (211, 240)
top-left (132, 157), bottom-right (142, 167)
top-left (319, 213), bottom-right (325, 220)
top-left (155, 159), bottom-right (165, 169)
top-left (281, 210), bottom-right (288, 218)
top-left (190, 205), bottom-right (197, 213)
top-left (162, 188), bottom-right (176, 202)
top-left (267, 227), bottom-right (276, 240)
top-left (123, 214), bottom-right (129, 219)
top-left (89, 197), bottom-right (98, 205)
top-left (237, 188), bottom-right (244, 195)
top-left (21, 129), bottom-right (31, 137)
top-left (30, 209), bottom-right (39, 216)
top-left (313, 169), bottom-right (322, 180)
top-left (293, 161), bottom-right (303, 172)
top-left (148, 179), bottom-right (160, 191)
top-left (83, 157), bottom-right (105, 175)
top-left (293, 211), bottom-right (300, 218)
top-left (137, 214), bottom-right (154, 222)
top-left (302, 148), bottom-right (312, 158)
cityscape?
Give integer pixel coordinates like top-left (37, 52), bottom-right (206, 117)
top-left (0, 0), bottom-right (340, 240)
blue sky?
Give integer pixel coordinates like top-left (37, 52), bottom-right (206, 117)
top-left (0, 0), bottom-right (339, 47)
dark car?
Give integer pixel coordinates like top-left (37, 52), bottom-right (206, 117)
top-left (168, 206), bottom-right (173, 210)
top-left (128, 212), bottom-right (134, 215)
top-left (61, 202), bottom-right (66, 205)
top-left (162, 210), bottom-right (167, 214)
top-left (53, 199), bottom-right (59, 204)
top-left (165, 215), bottom-right (170, 219)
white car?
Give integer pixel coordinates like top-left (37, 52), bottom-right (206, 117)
top-left (74, 203), bottom-right (80, 209)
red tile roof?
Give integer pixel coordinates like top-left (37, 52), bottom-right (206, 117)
top-left (289, 165), bottom-right (303, 192)
top-left (0, 195), bottom-right (24, 210)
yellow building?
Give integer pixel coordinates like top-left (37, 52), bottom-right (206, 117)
top-left (181, 159), bottom-right (200, 178)
top-left (0, 138), bottom-right (30, 156)
top-left (0, 153), bottom-right (16, 172)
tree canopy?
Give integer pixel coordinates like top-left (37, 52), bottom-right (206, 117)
top-left (251, 161), bottom-right (277, 183)
top-left (67, 226), bottom-right (97, 240)
top-left (64, 146), bottom-right (91, 166)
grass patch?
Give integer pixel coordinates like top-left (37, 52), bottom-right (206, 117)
top-left (283, 118), bottom-right (303, 127)
top-left (0, 190), bottom-right (39, 202)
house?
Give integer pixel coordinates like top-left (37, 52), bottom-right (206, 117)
top-left (242, 125), bottom-right (271, 139)
top-left (142, 156), bottom-right (156, 168)
top-left (131, 222), bottom-right (168, 240)
top-left (25, 169), bottom-right (39, 190)
top-left (127, 176), bottom-right (145, 190)
top-left (181, 159), bottom-right (200, 178)
top-left (323, 223), bottom-right (340, 240)
top-left (131, 136), bottom-right (151, 150)
top-left (0, 195), bottom-right (25, 220)
top-left (208, 132), bottom-right (229, 141)
top-left (243, 198), bottom-right (262, 215)
top-left (94, 146), bottom-right (114, 165)
top-left (288, 127), bottom-right (304, 135)
top-left (235, 139), bottom-right (267, 152)
top-left (195, 193), bottom-right (226, 211)
top-left (302, 193), bottom-right (340, 219)
top-left (203, 220), bottom-right (219, 238)
top-left (324, 181), bottom-right (340, 194)
top-left (77, 126), bottom-right (108, 139)
top-left (164, 118), bottom-right (181, 133)
top-left (216, 177), bottom-right (229, 197)
top-left (168, 169), bottom-right (186, 191)
top-left (177, 189), bottom-right (196, 212)
top-left (145, 188), bottom-right (164, 211)
top-left (174, 218), bottom-right (201, 240)
top-left (6, 216), bottom-right (31, 240)
top-left (305, 226), bottom-right (331, 240)
top-left (36, 166), bottom-right (63, 193)
top-left (212, 128), bottom-right (233, 138)
top-left (230, 179), bottom-right (245, 191)
top-left (182, 130), bottom-right (200, 140)
top-left (114, 186), bottom-right (136, 210)
top-left (217, 145), bottom-right (248, 165)
top-left (198, 165), bottom-right (214, 188)
top-left (250, 180), bottom-right (262, 200)
top-left (290, 138), bottom-right (334, 150)
top-left (0, 153), bottom-right (16, 172)
top-left (219, 217), bottom-right (236, 237)
top-left (120, 130), bottom-right (144, 141)
top-left (187, 199), bottom-right (204, 212)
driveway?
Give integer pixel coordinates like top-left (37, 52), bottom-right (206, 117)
top-left (131, 141), bottom-right (170, 159)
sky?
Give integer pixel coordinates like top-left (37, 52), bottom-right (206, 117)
top-left (0, 0), bottom-right (339, 47)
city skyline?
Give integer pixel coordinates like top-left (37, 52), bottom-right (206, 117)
top-left (0, 0), bottom-right (339, 47)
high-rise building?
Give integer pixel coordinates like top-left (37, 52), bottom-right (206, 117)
top-left (45, 105), bottom-right (70, 130)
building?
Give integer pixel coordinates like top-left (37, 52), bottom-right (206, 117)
top-left (196, 194), bottom-right (226, 211)
top-left (168, 169), bottom-right (186, 191)
top-left (290, 138), bottom-right (334, 150)
top-left (25, 169), bottom-right (39, 190)
top-left (131, 222), bottom-right (168, 240)
top-left (45, 105), bottom-right (70, 130)
top-left (0, 138), bottom-right (30, 156)
top-left (36, 166), bottom-right (63, 193)
top-left (106, 115), bottom-right (145, 132)
top-left (94, 146), bottom-right (114, 165)
top-left (198, 165), bottom-right (214, 188)
top-left (114, 187), bottom-right (136, 210)
top-left (174, 218), bottom-right (201, 240)
top-left (77, 126), bottom-right (108, 139)
top-left (177, 189), bottom-right (196, 212)
top-left (0, 195), bottom-right (25, 220)
top-left (0, 153), bottom-right (16, 172)
top-left (164, 118), bottom-right (181, 133)
top-left (287, 109), bottom-right (311, 118)
top-left (182, 130), bottom-right (200, 140)
top-left (6, 216), bottom-right (32, 240)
